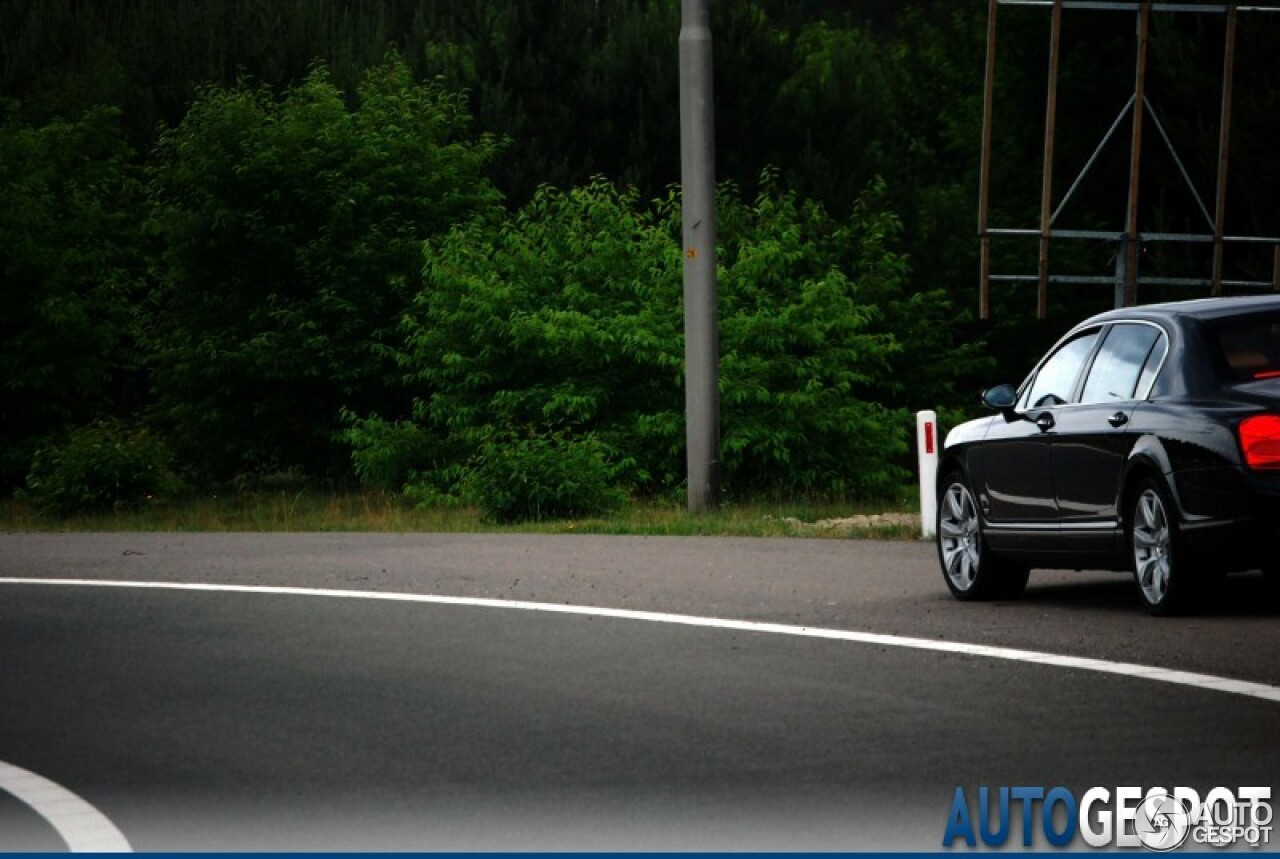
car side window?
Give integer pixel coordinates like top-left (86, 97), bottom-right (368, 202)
top-left (1080, 323), bottom-right (1163, 404)
top-left (1134, 332), bottom-right (1168, 399)
top-left (1020, 330), bottom-right (1101, 410)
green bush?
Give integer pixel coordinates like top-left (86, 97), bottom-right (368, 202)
top-left (389, 174), bottom-right (921, 501)
top-left (459, 431), bottom-right (625, 524)
top-left (339, 410), bottom-right (442, 491)
top-left (23, 422), bottom-right (184, 516)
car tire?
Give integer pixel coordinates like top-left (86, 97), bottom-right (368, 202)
top-left (937, 473), bottom-right (1029, 601)
top-left (1128, 477), bottom-right (1205, 616)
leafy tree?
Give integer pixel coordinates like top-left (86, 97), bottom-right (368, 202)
top-left (146, 54), bottom-right (502, 479)
top-left (0, 104), bottom-right (146, 487)
top-left (714, 175), bottom-right (910, 497)
top-left (768, 22), bottom-right (901, 214)
top-left (10, 0), bottom-right (1272, 502)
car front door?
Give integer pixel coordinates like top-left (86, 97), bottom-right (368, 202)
top-left (979, 329), bottom-right (1102, 533)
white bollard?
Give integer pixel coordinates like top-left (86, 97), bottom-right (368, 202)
top-left (916, 410), bottom-right (939, 539)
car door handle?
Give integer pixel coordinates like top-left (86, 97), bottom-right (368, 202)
top-left (1108, 411), bottom-right (1129, 428)
top-left (1035, 412), bottom-right (1055, 432)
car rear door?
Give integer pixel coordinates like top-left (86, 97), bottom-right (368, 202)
top-left (1051, 322), bottom-right (1167, 532)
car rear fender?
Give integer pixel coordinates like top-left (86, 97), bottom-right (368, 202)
top-left (1121, 432), bottom-right (1254, 526)
top-left (1119, 436), bottom-right (1177, 526)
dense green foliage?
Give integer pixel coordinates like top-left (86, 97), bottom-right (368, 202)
top-left (368, 176), bottom-right (967, 503)
top-left (0, 104), bottom-right (146, 485)
top-left (4, 0), bottom-right (1278, 516)
top-left (22, 421), bottom-right (184, 516)
top-left (146, 55), bottom-right (501, 478)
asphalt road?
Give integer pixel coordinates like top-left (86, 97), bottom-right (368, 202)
top-left (1, 533), bottom-right (1278, 851)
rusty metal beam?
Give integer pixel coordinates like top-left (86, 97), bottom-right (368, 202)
top-left (992, 273), bottom-right (1277, 289)
top-left (979, 0), bottom-right (999, 320)
top-left (999, 2), bottom-right (1280, 12)
top-left (1212, 4), bottom-right (1237, 296)
top-left (1122, 1), bottom-right (1151, 308)
top-left (1037, 0), bottom-right (1063, 319)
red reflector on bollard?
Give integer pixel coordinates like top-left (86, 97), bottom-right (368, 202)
top-left (925, 422), bottom-right (935, 455)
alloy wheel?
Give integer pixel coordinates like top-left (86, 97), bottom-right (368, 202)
top-left (1132, 488), bottom-right (1172, 607)
top-left (939, 482), bottom-right (982, 593)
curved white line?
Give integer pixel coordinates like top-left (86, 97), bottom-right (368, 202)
top-left (0, 760), bottom-right (131, 852)
top-left (4, 577), bottom-right (1279, 705)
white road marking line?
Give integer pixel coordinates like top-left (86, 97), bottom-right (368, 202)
top-left (0, 760), bottom-right (132, 852)
top-left (4, 577), bottom-right (1279, 705)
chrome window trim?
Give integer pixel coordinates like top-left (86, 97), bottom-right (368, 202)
top-left (985, 521), bottom-right (1119, 532)
top-left (1015, 319), bottom-right (1171, 410)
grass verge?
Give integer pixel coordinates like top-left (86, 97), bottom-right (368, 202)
top-left (0, 490), bottom-right (923, 539)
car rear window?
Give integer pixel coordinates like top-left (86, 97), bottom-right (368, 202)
top-left (1211, 312), bottom-right (1280, 382)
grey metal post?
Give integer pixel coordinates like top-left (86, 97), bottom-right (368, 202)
top-left (679, 0), bottom-right (720, 513)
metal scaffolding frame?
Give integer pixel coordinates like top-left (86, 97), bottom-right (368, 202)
top-left (978, 0), bottom-right (1280, 319)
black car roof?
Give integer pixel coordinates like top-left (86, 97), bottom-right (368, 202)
top-left (1080, 295), bottom-right (1280, 327)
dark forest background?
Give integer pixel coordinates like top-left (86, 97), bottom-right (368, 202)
top-left (4, 0), bottom-right (1279, 516)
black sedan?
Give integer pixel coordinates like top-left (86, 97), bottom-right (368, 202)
top-left (936, 295), bottom-right (1280, 614)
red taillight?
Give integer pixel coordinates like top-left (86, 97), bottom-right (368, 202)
top-left (1239, 415), bottom-right (1280, 470)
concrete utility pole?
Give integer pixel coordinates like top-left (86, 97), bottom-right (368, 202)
top-left (679, 0), bottom-right (720, 513)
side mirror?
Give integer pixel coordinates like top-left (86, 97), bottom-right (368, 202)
top-left (981, 383), bottom-right (1018, 411)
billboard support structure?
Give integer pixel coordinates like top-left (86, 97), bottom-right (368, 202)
top-left (977, 0), bottom-right (1280, 320)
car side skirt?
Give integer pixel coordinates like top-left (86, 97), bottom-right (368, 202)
top-left (984, 522), bottom-right (1127, 571)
